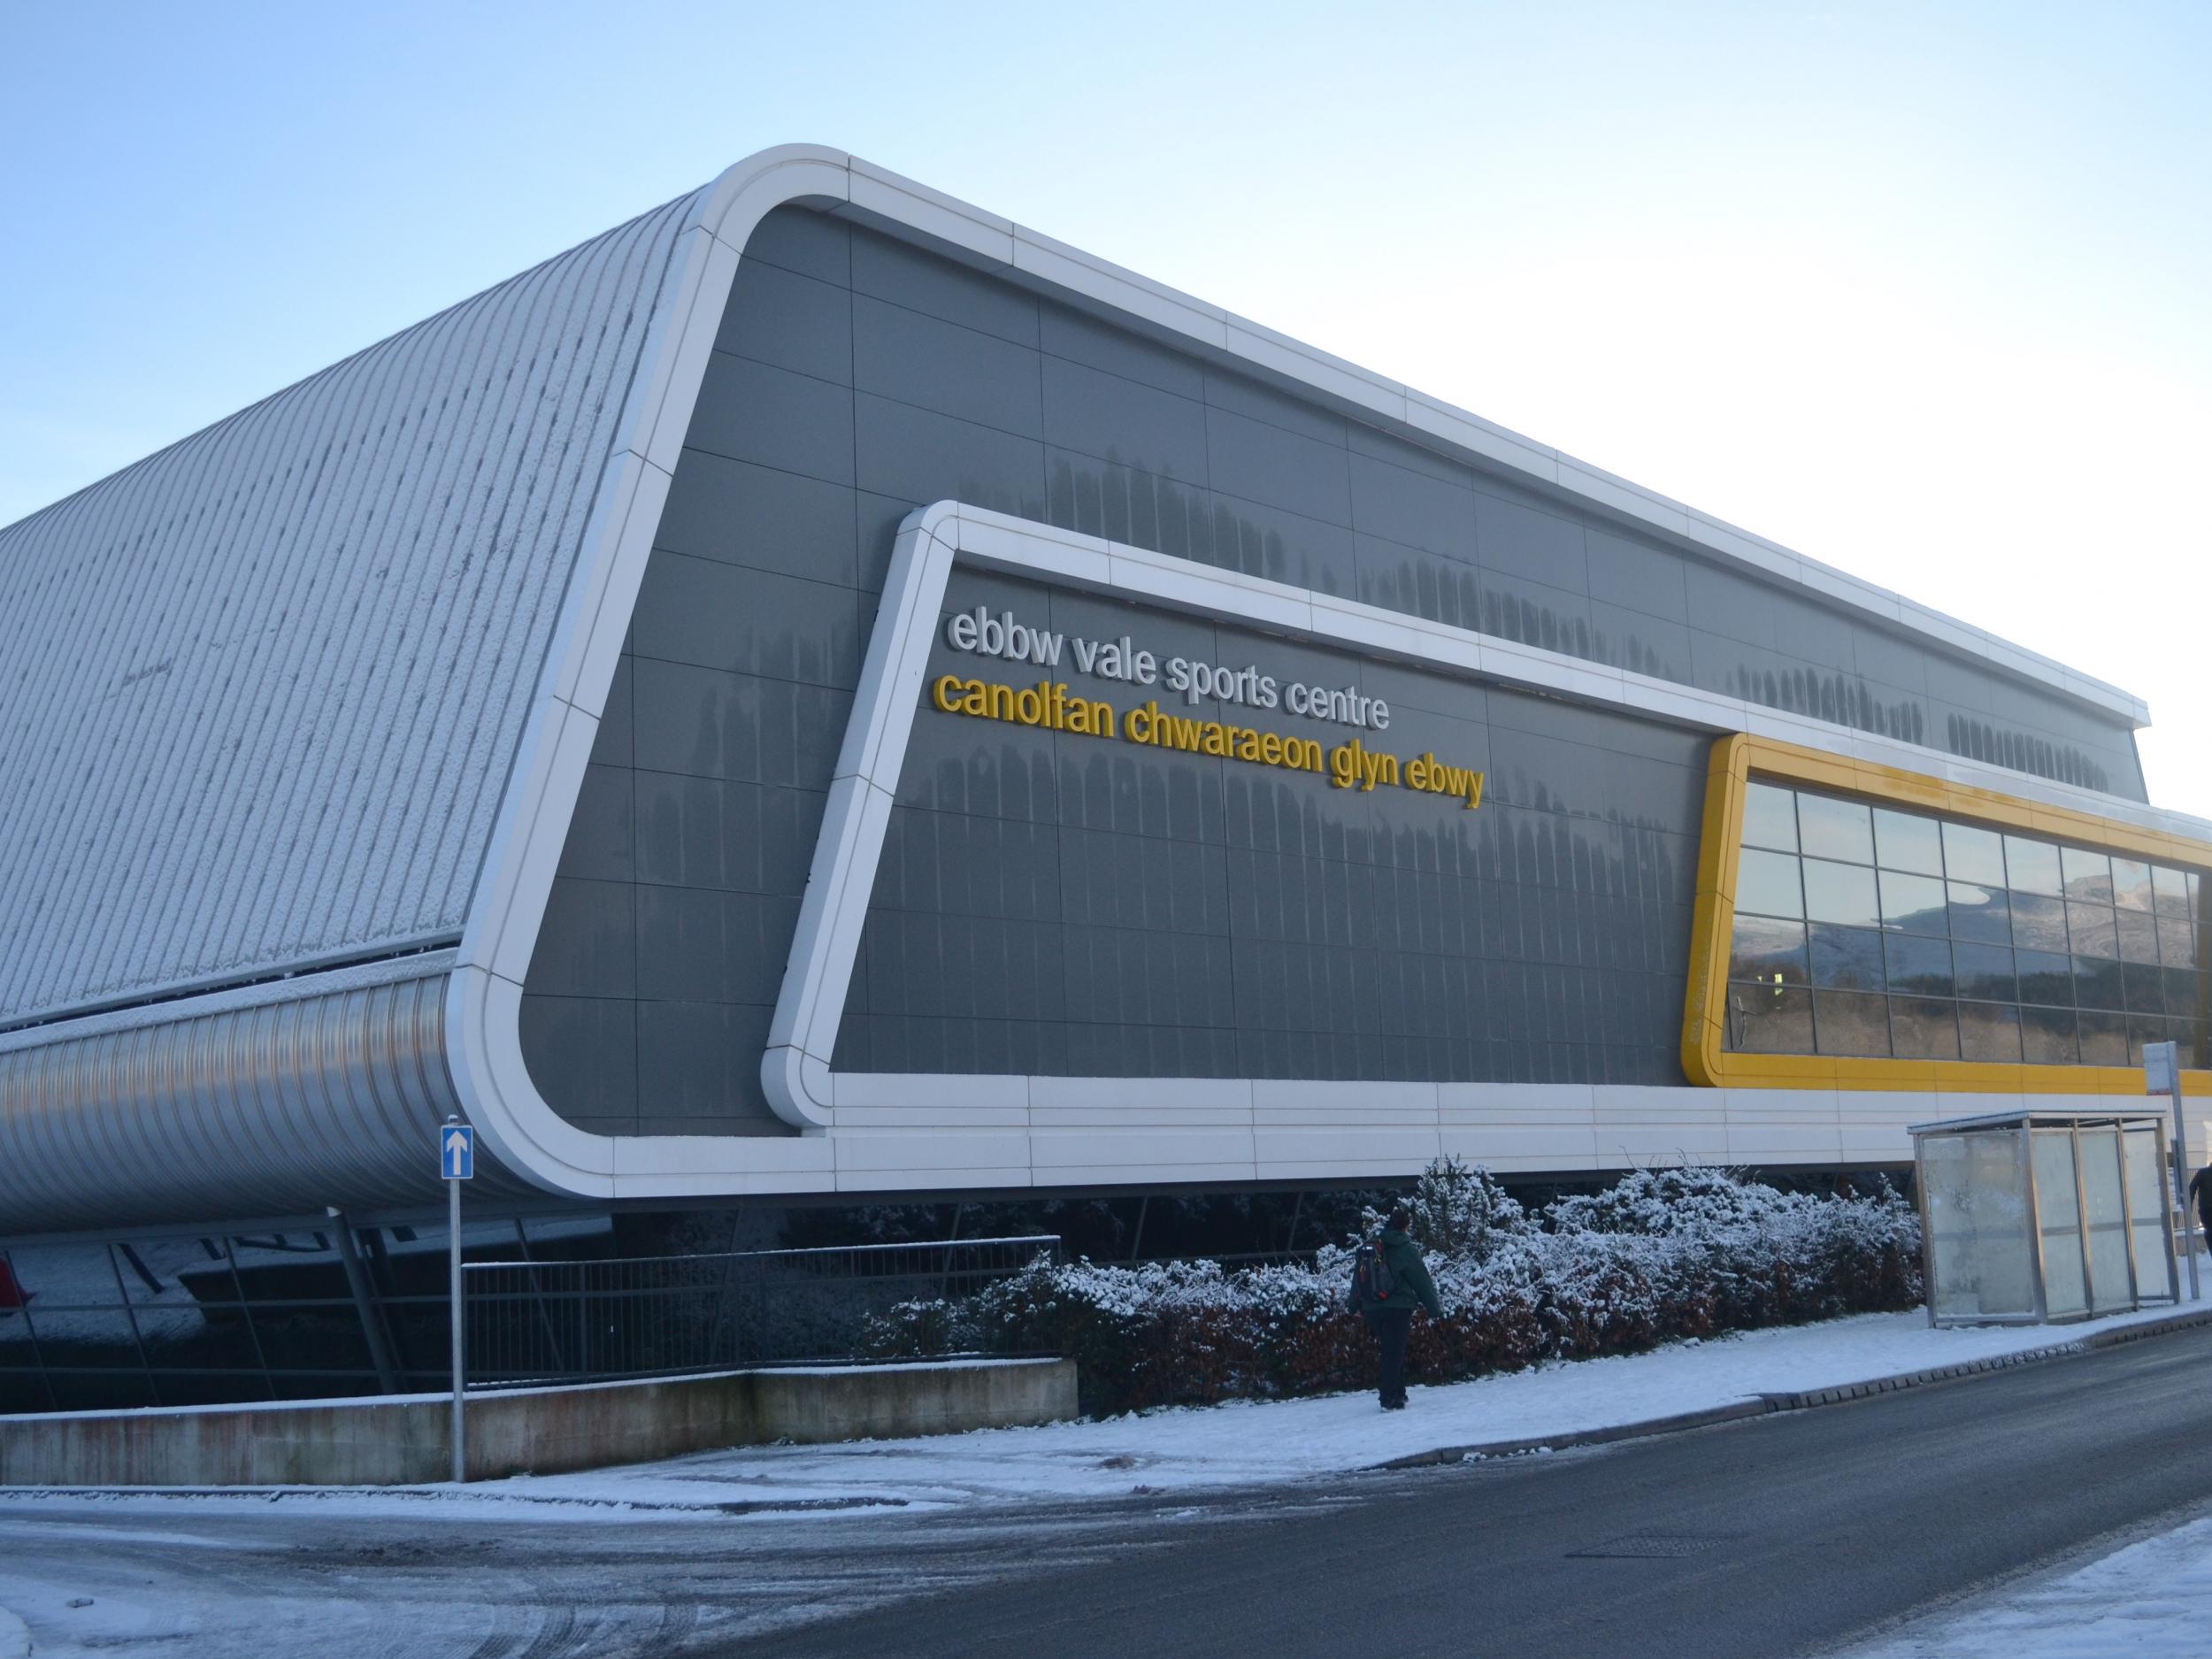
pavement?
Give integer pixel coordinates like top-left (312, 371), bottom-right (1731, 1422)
top-left (8, 1316), bottom-right (2212, 1655)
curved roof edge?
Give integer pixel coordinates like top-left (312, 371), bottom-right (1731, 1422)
top-left (686, 150), bottom-right (2148, 728)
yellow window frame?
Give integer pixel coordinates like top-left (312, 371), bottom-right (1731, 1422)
top-left (1683, 733), bottom-right (2212, 1094)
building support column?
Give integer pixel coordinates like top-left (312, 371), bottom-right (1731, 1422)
top-left (327, 1207), bottom-right (402, 1394)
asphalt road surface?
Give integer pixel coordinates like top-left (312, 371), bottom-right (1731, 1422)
top-left (11, 1325), bottom-right (2212, 1657)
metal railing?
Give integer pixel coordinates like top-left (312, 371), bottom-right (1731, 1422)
top-left (462, 1235), bottom-right (1059, 1389)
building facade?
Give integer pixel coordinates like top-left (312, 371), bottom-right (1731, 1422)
top-left (1, 146), bottom-right (2204, 1256)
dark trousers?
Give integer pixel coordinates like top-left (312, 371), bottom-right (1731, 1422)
top-left (1364, 1304), bottom-right (1412, 1406)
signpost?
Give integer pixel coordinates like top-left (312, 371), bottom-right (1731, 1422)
top-left (2147, 1041), bottom-right (2195, 1302)
top-left (440, 1117), bottom-right (474, 1481)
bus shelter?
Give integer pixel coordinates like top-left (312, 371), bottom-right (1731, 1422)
top-left (1909, 1110), bottom-right (2179, 1326)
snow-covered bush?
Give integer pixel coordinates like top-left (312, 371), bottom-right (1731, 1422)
top-left (857, 1163), bottom-right (1922, 1416)
top-left (1371, 1156), bottom-right (1531, 1262)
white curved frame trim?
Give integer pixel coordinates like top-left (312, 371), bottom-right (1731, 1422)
top-left (443, 147), bottom-right (2195, 1202)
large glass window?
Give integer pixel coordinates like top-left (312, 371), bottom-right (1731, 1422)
top-left (1724, 780), bottom-right (2208, 1067)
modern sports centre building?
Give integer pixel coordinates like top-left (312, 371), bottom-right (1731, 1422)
top-left (1, 148), bottom-right (2205, 1405)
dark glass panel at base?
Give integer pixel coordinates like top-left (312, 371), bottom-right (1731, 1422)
top-left (1809, 923), bottom-right (1886, 990)
top-left (2168, 966), bottom-right (2206, 1018)
top-left (2074, 956), bottom-right (2126, 1012)
top-left (2077, 1010), bottom-right (2129, 1065)
top-left (2129, 1014), bottom-right (2178, 1065)
top-left (1890, 995), bottom-right (1961, 1060)
top-left (2123, 960), bottom-right (2167, 1014)
top-left (2016, 949), bottom-right (2075, 1006)
top-left (1959, 1001), bottom-right (2024, 1063)
top-left (1813, 989), bottom-right (1891, 1056)
top-left (1727, 983), bottom-right (1813, 1053)
top-left (2020, 1004), bottom-right (2080, 1065)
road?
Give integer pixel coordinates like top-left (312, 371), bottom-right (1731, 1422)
top-left (10, 1325), bottom-right (2212, 1657)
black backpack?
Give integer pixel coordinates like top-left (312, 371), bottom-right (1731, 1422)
top-left (1349, 1239), bottom-right (1396, 1307)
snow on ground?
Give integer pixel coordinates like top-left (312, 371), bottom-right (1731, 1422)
top-left (502, 1303), bottom-right (2193, 1512)
top-left (8, 1302), bottom-right (2195, 1525)
top-left (1843, 1509), bottom-right (2212, 1657)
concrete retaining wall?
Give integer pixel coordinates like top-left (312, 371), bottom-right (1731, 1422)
top-left (0, 1357), bottom-right (1077, 1487)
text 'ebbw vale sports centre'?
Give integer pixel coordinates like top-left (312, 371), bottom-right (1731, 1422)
top-left (1, 148), bottom-right (2205, 1406)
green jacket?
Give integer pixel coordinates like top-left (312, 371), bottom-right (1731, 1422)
top-left (1367, 1228), bottom-right (1442, 1317)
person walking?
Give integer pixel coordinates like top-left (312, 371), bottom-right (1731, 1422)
top-left (1356, 1207), bottom-right (1442, 1410)
top-left (2188, 1164), bottom-right (2212, 1259)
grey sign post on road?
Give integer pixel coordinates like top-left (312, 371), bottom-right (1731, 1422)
top-left (2146, 1041), bottom-right (2195, 1302)
top-left (441, 1116), bottom-right (474, 1481)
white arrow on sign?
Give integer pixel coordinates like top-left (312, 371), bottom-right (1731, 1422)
top-left (442, 1126), bottom-right (472, 1178)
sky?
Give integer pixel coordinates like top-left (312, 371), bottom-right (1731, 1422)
top-left (2, 2), bottom-right (2206, 816)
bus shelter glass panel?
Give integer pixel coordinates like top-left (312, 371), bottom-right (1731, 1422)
top-left (2124, 1127), bottom-right (2175, 1301)
top-left (2077, 1128), bottom-right (2135, 1315)
top-left (2031, 1130), bottom-right (2087, 1318)
top-left (1922, 1131), bottom-right (2036, 1320)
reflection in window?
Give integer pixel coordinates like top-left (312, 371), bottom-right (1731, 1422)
top-left (2063, 846), bottom-right (2115, 903)
top-left (1799, 794), bottom-right (1874, 864)
top-left (1891, 995), bottom-right (1961, 1059)
top-left (1959, 1001), bottom-right (2024, 1063)
top-left (1880, 870), bottom-right (1949, 936)
top-left (2113, 858), bottom-right (2155, 913)
top-left (1886, 933), bottom-right (1955, 997)
top-left (2022, 1004), bottom-right (2079, 1064)
top-left (1809, 924), bottom-right (1886, 990)
top-left (1954, 941), bottom-right (2016, 1002)
top-left (1947, 882), bottom-right (2010, 945)
top-left (1730, 917), bottom-right (1808, 986)
top-left (2067, 903), bottom-right (2117, 960)
top-left (1814, 989), bottom-right (1891, 1056)
top-left (1804, 859), bottom-right (1881, 928)
top-left (1875, 808), bottom-right (1945, 876)
top-left (1743, 782), bottom-right (1799, 852)
top-left (1942, 822), bottom-right (2006, 887)
top-left (1724, 778), bottom-right (2208, 1069)
top-left (2078, 1010), bottom-right (2128, 1065)
top-left (1736, 849), bottom-right (1803, 920)
top-left (1728, 983), bottom-right (1812, 1053)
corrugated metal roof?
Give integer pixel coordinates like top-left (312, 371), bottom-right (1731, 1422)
top-left (0, 185), bottom-right (710, 1027)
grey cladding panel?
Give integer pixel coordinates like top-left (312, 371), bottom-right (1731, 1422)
top-left (518, 204), bottom-right (2154, 1130)
top-left (0, 185), bottom-right (708, 1025)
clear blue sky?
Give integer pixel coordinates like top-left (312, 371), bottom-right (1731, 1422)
top-left (3, 2), bottom-right (2206, 812)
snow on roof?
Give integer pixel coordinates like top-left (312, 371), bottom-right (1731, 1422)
top-left (0, 185), bottom-right (710, 1027)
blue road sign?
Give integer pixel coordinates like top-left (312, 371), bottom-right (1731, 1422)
top-left (440, 1123), bottom-right (474, 1181)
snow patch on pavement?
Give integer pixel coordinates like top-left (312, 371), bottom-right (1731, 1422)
top-left (1842, 1509), bottom-right (2212, 1656)
top-left (4, 1302), bottom-right (2196, 1525)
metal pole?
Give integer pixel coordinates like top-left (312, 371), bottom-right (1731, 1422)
top-left (449, 1170), bottom-right (465, 1483)
top-left (2175, 1083), bottom-right (2200, 1302)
